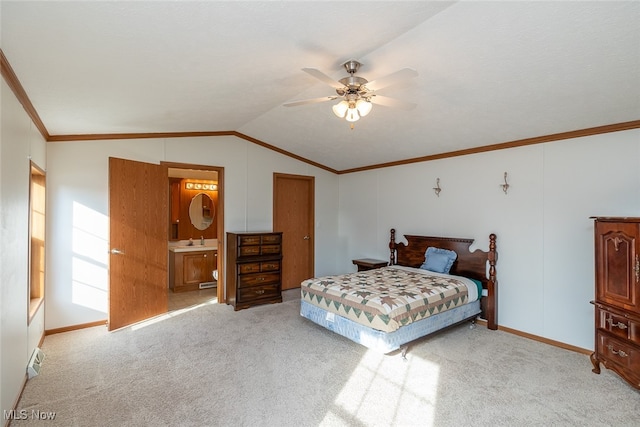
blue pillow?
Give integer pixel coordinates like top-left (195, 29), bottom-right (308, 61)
top-left (420, 247), bottom-right (457, 274)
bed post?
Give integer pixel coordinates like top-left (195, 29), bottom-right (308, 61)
top-left (486, 233), bottom-right (498, 330)
top-left (389, 228), bottom-right (397, 266)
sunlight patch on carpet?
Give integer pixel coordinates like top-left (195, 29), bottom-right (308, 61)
top-left (323, 350), bottom-right (440, 426)
top-left (129, 301), bottom-right (214, 331)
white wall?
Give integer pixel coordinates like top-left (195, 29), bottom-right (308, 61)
top-left (45, 136), bottom-right (339, 329)
top-left (1, 78), bottom-right (47, 418)
top-left (48, 129), bottom-right (635, 351)
top-left (337, 129), bottom-right (640, 350)
top-left (6, 69), bottom-right (638, 416)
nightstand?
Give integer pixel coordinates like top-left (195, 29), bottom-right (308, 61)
top-left (352, 258), bottom-right (388, 272)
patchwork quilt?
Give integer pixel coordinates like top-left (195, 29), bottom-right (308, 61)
top-left (301, 266), bottom-right (474, 333)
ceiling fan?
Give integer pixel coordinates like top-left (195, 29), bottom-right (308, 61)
top-left (284, 60), bottom-right (418, 126)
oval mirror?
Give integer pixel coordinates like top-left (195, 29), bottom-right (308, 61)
top-left (188, 193), bottom-right (214, 230)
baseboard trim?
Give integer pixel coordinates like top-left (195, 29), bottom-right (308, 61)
top-left (476, 319), bottom-right (591, 355)
top-left (45, 320), bottom-right (107, 335)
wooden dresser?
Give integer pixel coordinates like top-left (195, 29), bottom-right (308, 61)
top-left (226, 232), bottom-right (283, 310)
top-left (590, 217), bottom-right (640, 389)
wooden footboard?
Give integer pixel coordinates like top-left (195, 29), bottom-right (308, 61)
top-left (388, 228), bottom-right (498, 330)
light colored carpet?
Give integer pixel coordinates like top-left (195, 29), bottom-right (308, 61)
top-left (14, 290), bottom-right (640, 426)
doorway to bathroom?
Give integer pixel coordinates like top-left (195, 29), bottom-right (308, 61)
top-left (108, 159), bottom-right (225, 330)
top-left (164, 162), bottom-right (225, 308)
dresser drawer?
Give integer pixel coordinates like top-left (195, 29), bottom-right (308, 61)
top-left (596, 306), bottom-right (640, 345)
top-left (261, 234), bottom-right (281, 245)
top-left (239, 262), bottom-right (261, 274)
top-left (238, 244), bottom-right (281, 257)
top-left (238, 272), bottom-right (280, 288)
top-left (238, 235), bottom-right (261, 246)
top-left (597, 332), bottom-right (640, 374)
top-left (238, 261), bottom-right (281, 275)
top-left (239, 246), bottom-right (261, 257)
top-left (238, 284), bottom-right (280, 302)
top-left (261, 245), bottom-right (281, 255)
top-left (260, 261), bottom-right (280, 272)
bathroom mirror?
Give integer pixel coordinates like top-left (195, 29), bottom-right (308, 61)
top-left (188, 193), bottom-right (214, 230)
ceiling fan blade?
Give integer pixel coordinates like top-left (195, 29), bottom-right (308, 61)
top-left (366, 68), bottom-right (418, 91)
top-left (370, 94), bottom-right (416, 110)
top-left (283, 96), bottom-right (339, 107)
top-left (302, 68), bottom-right (345, 90)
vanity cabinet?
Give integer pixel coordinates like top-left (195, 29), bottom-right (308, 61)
top-left (169, 249), bottom-right (217, 292)
top-left (226, 232), bottom-right (283, 310)
top-left (590, 217), bottom-right (640, 390)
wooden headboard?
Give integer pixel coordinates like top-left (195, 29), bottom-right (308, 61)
top-left (388, 228), bottom-right (498, 330)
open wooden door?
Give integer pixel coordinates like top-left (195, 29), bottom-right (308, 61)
top-left (273, 173), bottom-right (314, 290)
top-left (109, 157), bottom-right (168, 331)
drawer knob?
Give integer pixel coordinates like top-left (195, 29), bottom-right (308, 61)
top-left (606, 318), bottom-right (628, 330)
top-left (255, 289), bottom-right (265, 295)
top-left (606, 344), bottom-right (629, 358)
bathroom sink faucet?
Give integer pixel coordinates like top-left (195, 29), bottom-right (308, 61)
top-left (201, 236), bottom-right (205, 245)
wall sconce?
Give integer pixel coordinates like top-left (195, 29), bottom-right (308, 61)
top-left (501, 172), bottom-right (510, 194)
top-left (433, 178), bottom-right (442, 197)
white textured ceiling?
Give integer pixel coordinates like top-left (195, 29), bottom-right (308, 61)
top-left (2, 1), bottom-right (639, 171)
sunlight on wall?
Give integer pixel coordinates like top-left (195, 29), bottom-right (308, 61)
top-left (323, 350), bottom-right (440, 426)
top-left (72, 202), bottom-right (108, 313)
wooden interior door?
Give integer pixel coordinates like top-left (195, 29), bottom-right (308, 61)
top-left (109, 157), bottom-right (168, 330)
top-left (273, 173), bottom-right (314, 290)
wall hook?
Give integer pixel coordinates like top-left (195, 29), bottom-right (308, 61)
top-left (502, 172), bottom-right (510, 194)
top-left (433, 178), bottom-right (442, 197)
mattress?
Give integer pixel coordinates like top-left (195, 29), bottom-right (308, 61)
top-left (300, 298), bottom-right (481, 354)
top-left (300, 266), bottom-right (479, 333)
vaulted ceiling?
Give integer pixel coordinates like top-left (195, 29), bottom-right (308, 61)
top-left (2, 1), bottom-right (639, 172)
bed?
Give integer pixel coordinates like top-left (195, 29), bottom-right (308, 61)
top-left (300, 228), bottom-right (497, 354)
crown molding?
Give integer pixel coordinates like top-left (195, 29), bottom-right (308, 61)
top-left (337, 120), bottom-right (640, 174)
top-left (3, 49), bottom-right (638, 176)
top-left (47, 131), bottom-right (235, 142)
top-left (1, 49), bottom-right (50, 140)
top-left (46, 130), bottom-right (338, 174)
top-left (230, 131), bottom-right (339, 174)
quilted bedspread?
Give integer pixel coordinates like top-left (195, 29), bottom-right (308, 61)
top-left (301, 266), bottom-right (473, 333)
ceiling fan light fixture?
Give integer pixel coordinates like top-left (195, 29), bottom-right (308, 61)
top-left (345, 107), bottom-right (359, 122)
top-left (287, 59), bottom-right (417, 127)
top-left (356, 99), bottom-right (372, 117)
top-left (332, 100), bottom-right (349, 118)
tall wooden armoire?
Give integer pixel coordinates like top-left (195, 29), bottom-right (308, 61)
top-left (591, 217), bottom-right (640, 389)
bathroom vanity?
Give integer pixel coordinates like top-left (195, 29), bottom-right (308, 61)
top-left (168, 174), bottom-right (220, 293)
top-left (169, 245), bottom-right (217, 292)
